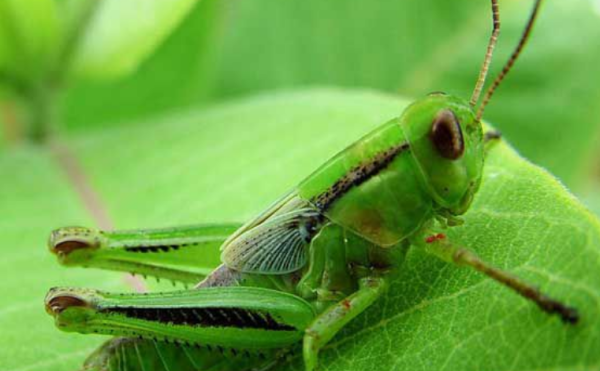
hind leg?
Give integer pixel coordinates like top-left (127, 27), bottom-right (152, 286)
top-left (82, 337), bottom-right (281, 371)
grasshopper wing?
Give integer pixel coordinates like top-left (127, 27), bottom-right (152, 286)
top-left (221, 192), bottom-right (322, 274)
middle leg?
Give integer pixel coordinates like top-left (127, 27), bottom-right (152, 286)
top-left (303, 276), bottom-right (387, 371)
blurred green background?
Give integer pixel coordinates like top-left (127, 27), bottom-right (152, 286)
top-left (1, 0), bottom-right (600, 370)
top-left (67, 0), bottom-right (600, 193)
top-left (1, 0), bottom-right (599, 191)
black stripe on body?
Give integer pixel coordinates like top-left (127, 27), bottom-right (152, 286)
top-left (106, 306), bottom-right (296, 331)
top-left (312, 142), bottom-right (409, 210)
top-left (124, 243), bottom-right (192, 253)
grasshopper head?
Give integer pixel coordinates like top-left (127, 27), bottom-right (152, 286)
top-left (400, 93), bottom-right (485, 216)
top-left (49, 226), bottom-right (102, 266)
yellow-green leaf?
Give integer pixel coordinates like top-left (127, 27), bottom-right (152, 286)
top-left (70, 0), bottom-right (199, 79)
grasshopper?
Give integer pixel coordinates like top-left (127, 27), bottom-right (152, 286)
top-left (45, 0), bottom-right (579, 370)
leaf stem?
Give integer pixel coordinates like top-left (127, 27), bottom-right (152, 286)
top-left (0, 100), bottom-right (22, 145)
top-left (28, 82), bottom-right (60, 142)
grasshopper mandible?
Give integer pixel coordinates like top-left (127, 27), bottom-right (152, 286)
top-left (45, 0), bottom-right (578, 370)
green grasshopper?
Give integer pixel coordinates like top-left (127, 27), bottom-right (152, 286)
top-left (45, 0), bottom-right (579, 370)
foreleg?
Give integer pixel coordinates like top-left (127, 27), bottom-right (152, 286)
top-left (416, 232), bottom-right (578, 324)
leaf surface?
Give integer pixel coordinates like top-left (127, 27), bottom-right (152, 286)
top-left (0, 89), bottom-right (599, 371)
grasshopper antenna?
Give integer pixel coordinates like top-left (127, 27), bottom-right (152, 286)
top-left (476, 0), bottom-right (544, 120)
top-left (470, 0), bottom-right (500, 109)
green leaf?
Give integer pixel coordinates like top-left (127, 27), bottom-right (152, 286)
top-left (0, 147), bottom-right (123, 370)
top-left (69, 0), bottom-right (199, 79)
top-left (62, 0), bottom-right (222, 131)
top-left (0, 0), bottom-right (60, 84)
top-left (1, 89), bottom-right (599, 370)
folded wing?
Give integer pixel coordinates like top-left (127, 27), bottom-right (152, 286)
top-left (221, 193), bottom-right (322, 274)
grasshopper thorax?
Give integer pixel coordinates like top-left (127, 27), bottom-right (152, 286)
top-left (401, 93), bottom-right (484, 217)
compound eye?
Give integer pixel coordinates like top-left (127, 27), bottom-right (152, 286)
top-left (430, 109), bottom-right (464, 160)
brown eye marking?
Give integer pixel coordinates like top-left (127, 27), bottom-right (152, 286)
top-left (430, 109), bottom-right (464, 160)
